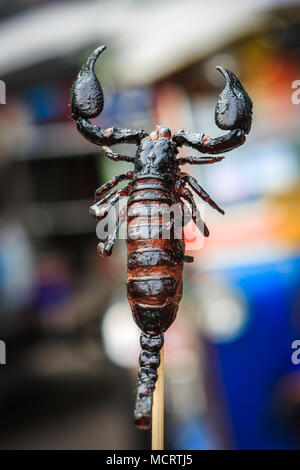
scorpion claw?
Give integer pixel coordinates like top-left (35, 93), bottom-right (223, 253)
top-left (215, 66), bottom-right (253, 135)
top-left (71, 45), bottom-right (106, 120)
top-left (97, 242), bottom-right (112, 257)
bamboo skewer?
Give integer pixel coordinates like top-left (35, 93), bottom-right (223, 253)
top-left (151, 345), bottom-right (164, 450)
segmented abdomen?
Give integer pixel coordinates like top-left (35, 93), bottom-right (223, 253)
top-left (127, 177), bottom-right (184, 333)
top-left (126, 177), bottom-right (184, 428)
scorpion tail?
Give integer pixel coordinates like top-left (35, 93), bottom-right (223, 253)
top-left (71, 45), bottom-right (106, 120)
top-left (134, 332), bottom-right (164, 430)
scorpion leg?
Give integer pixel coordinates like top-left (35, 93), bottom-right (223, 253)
top-left (90, 190), bottom-right (120, 220)
top-left (96, 184), bottom-right (130, 257)
top-left (101, 146), bottom-right (135, 163)
top-left (177, 186), bottom-right (209, 237)
top-left (179, 201), bottom-right (194, 263)
top-left (97, 204), bottom-right (128, 257)
top-left (94, 170), bottom-right (134, 200)
top-left (180, 200), bottom-right (192, 227)
top-left (178, 155), bottom-right (224, 165)
top-left (180, 172), bottom-right (224, 215)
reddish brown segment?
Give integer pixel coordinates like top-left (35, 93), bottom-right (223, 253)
top-left (126, 177), bottom-right (184, 428)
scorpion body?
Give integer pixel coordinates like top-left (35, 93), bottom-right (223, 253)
top-left (127, 138), bottom-right (184, 429)
top-left (71, 46), bottom-right (252, 429)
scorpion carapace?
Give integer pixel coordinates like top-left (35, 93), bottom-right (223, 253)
top-left (71, 46), bottom-right (252, 430)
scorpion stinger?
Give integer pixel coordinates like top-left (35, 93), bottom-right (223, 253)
top-left (215, 66), bottom-right (253, 135)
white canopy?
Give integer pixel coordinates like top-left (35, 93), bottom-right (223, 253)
top-left (0, 0), bottom-right (271, 86)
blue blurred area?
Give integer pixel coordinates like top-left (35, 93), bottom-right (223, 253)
top-left (171, 418), bottom-right (214, 450)
top-left (21, 83), bottom-right (66, 122)
top-left (215, 256), bottom-right (300, 449)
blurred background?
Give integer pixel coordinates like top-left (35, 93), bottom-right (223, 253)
top-left (0, 0), bottom-right (300, 450)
